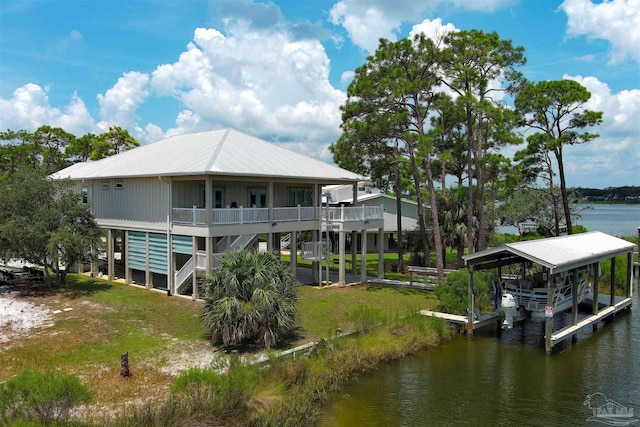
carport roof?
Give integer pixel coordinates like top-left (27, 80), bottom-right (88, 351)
top-left (463, 231), bottom-right (635, 274)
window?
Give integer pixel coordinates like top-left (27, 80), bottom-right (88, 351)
top-left (81, 187), bottom-right (88, 204)
top-left (212, 187), bottom-right (225, 208)
top-left (115, 182), bottom-right (124, 190)
top-left (102, 182), bottom-right (110, 190)
top-left (288, 188), bottom-right (313, 207)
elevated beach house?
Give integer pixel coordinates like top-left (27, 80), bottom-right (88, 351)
top-left (51, 129), bottom-right (384, 298)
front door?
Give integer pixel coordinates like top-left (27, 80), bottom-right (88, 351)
top-left (248, 188), bottom-right (267, 208)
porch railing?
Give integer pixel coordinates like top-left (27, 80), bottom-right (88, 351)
top-left (172, 205), bottom-right (383, 226)
top-left (325, 205), bottom-right (384, 222)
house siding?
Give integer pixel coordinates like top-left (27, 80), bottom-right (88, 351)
top-left (84, 177), bottom-right (168, 225)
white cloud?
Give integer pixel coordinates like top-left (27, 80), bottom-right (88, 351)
top-left (149, 25), bottom-right (345, 142)
top-left (97, 71), bottom-right (150, 128)
top-left (409, 18), bottom-right (458, 42)
top-left (0, 84), bottom-right (95, 135)
top-left (340, 70), bottom-right (355, 84)
top-left (329, 0), bottom-right (513, 52)
top-left (560, 0), bottom-right (640, 63)
top-left (559, 74), bottom-right (640, 187)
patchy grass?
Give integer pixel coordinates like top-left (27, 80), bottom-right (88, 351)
top-left (0, 275), bottom-right (212, 411)
top-left (296, 283), bottom-right (439, 340)
top-left (1, 274), bottom-right (444, 425)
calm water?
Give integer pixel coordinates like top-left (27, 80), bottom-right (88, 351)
top-left (320, 203), bottom-right (640, 427)
top-left (319, 291), bottom-right (640, 426)
top-left (499, 203), bottom-right (640, 237)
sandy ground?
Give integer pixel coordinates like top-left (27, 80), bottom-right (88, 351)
top-left (0, 288), bottom-right (53, 343)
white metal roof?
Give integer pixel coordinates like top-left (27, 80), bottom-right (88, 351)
top-left (464, 231), bottom-right (635, 274)
top-left (51, 129), bottom-right (362, 182)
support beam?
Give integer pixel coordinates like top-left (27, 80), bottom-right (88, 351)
top-left (360, 229), bottom-right (367, 284)
top-left (145, 232), bottom-right (151, 289)
top-left (351, 231), bottom-right (357, 275)
top-left (338, 231), bottom-right (346, 286)
top-left (125, 230), bottom-right (132, 285)
top-left (467, 270), bottom-right (474, 336)
top-left (571, 268), bottom-right (579, 343)
top-left (626, 252), bottom-right (632, 298)
top-left (610, 256), bottom-right (616, 307)
top-left (107, 229), bottom-right (115, 281)
top-left (290, 232), bottom-right (298, 276)
top-left (378, 228), bottom-right (384, 279)
top-left (545, 274), bottom-right (554, 354)
top-left (572, 268), bottom-right (579, 326)
top-left (593, 262), bottom-right (599, 332)
top-left (192, 236), bottom-right (198, 300)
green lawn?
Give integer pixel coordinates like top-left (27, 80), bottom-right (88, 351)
top-left (296, 283), bottom-right (439, 340)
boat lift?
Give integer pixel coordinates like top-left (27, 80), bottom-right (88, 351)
top-left (463, 232), bottom-right (636, 354)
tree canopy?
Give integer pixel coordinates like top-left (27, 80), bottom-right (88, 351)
top-left (0, 167), bottom-right (101, 284)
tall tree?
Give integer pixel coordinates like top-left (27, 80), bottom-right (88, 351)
top-left (515, 79), bottom-right (603, 234)
top-left (0, 167), bottom-right (100, 285)
top-left (66, 133), bottom-right (98, 163)
top-left (333, 35), bottom-right (446, 279)
top-left (92, 126), bottom-right (139, 160)
top-left (441, 30), bottom-right (526, 252)
top-left (515, 133), bottom-right (563, 235)
top-left (33, 126), bottom-right (75, 174)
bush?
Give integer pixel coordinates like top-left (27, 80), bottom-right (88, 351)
top-left (201, 250), bottom-right (298, 349)
top-left (170, 360), bottom-right (256, 416)
top-left (0, 369), bottom-right (91, 426)
top-left (434, 269), bottom-right (495, 315)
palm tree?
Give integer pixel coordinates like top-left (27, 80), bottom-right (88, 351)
top-left (201, 250), bottom-right (298, 349)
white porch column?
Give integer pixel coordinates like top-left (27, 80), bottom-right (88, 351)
top-left (205, 236), bottom-right (212, 272)
top-left (290, 232), bottom-right (298, 276)
top-left (145, 232), bottom-right (151, 289)
top-left (107, 228), bottom-right (115, 281)
top-left (167, 234), bottom-right (173, 294)
top-left (125, 231), bottom-right (132, 284)
top-left (378, 228), bottom-right (384, 279)
top-left (205, 177), bottom-right (212, 225)
top-left (338, 231), bottom-right (346, 286)
top-left (267, 181), bottom-right (274, 252)
top-left (360, 229), bottom-right (367, 283)
top-left (192, 236), bottom-right (198, 300)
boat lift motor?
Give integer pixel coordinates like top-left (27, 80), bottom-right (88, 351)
top-left (501, 293), bottom-right (517, 330)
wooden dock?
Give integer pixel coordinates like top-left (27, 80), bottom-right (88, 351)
top-left (419, 310), bottom-right (499, 329)
top-left (550, 295), bottom-right (632, 346)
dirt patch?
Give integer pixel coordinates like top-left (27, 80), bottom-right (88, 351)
top-left (0, 288), bottom-right (54, 343)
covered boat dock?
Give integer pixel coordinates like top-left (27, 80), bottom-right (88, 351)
top-left (464, 232), bottom-right (636, 354)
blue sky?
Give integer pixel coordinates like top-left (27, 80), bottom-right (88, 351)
top-left (1, 0), bottom-right (638, 188)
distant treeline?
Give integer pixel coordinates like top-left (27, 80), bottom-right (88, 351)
top-left (572, 186), bottom-right (640, 203)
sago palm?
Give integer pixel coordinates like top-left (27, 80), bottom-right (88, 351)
top-left (201, 249), bottom-right (298, 349)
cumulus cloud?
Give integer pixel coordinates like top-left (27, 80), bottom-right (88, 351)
top-left (560, 0), bottom-right (640, 63)
top-left (558, 74), bottom-right (640, 186)
top-left (150, 25), bottom-right (345, 142)
top-left (329, 0), bottom-right (513, 52)
top-left (409, 18), bottom-right (458, 42)
top-left (0, 83), bottom-right (95, 135)
top-left (97, 71), bottom-right (150, 129)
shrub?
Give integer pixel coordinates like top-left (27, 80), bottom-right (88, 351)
top-left (201, 250), bottom-right (298, 349)
top-left (434, 269), bottom-right (494, 315)
top-left (0, 369), bottom-right (91, 426)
